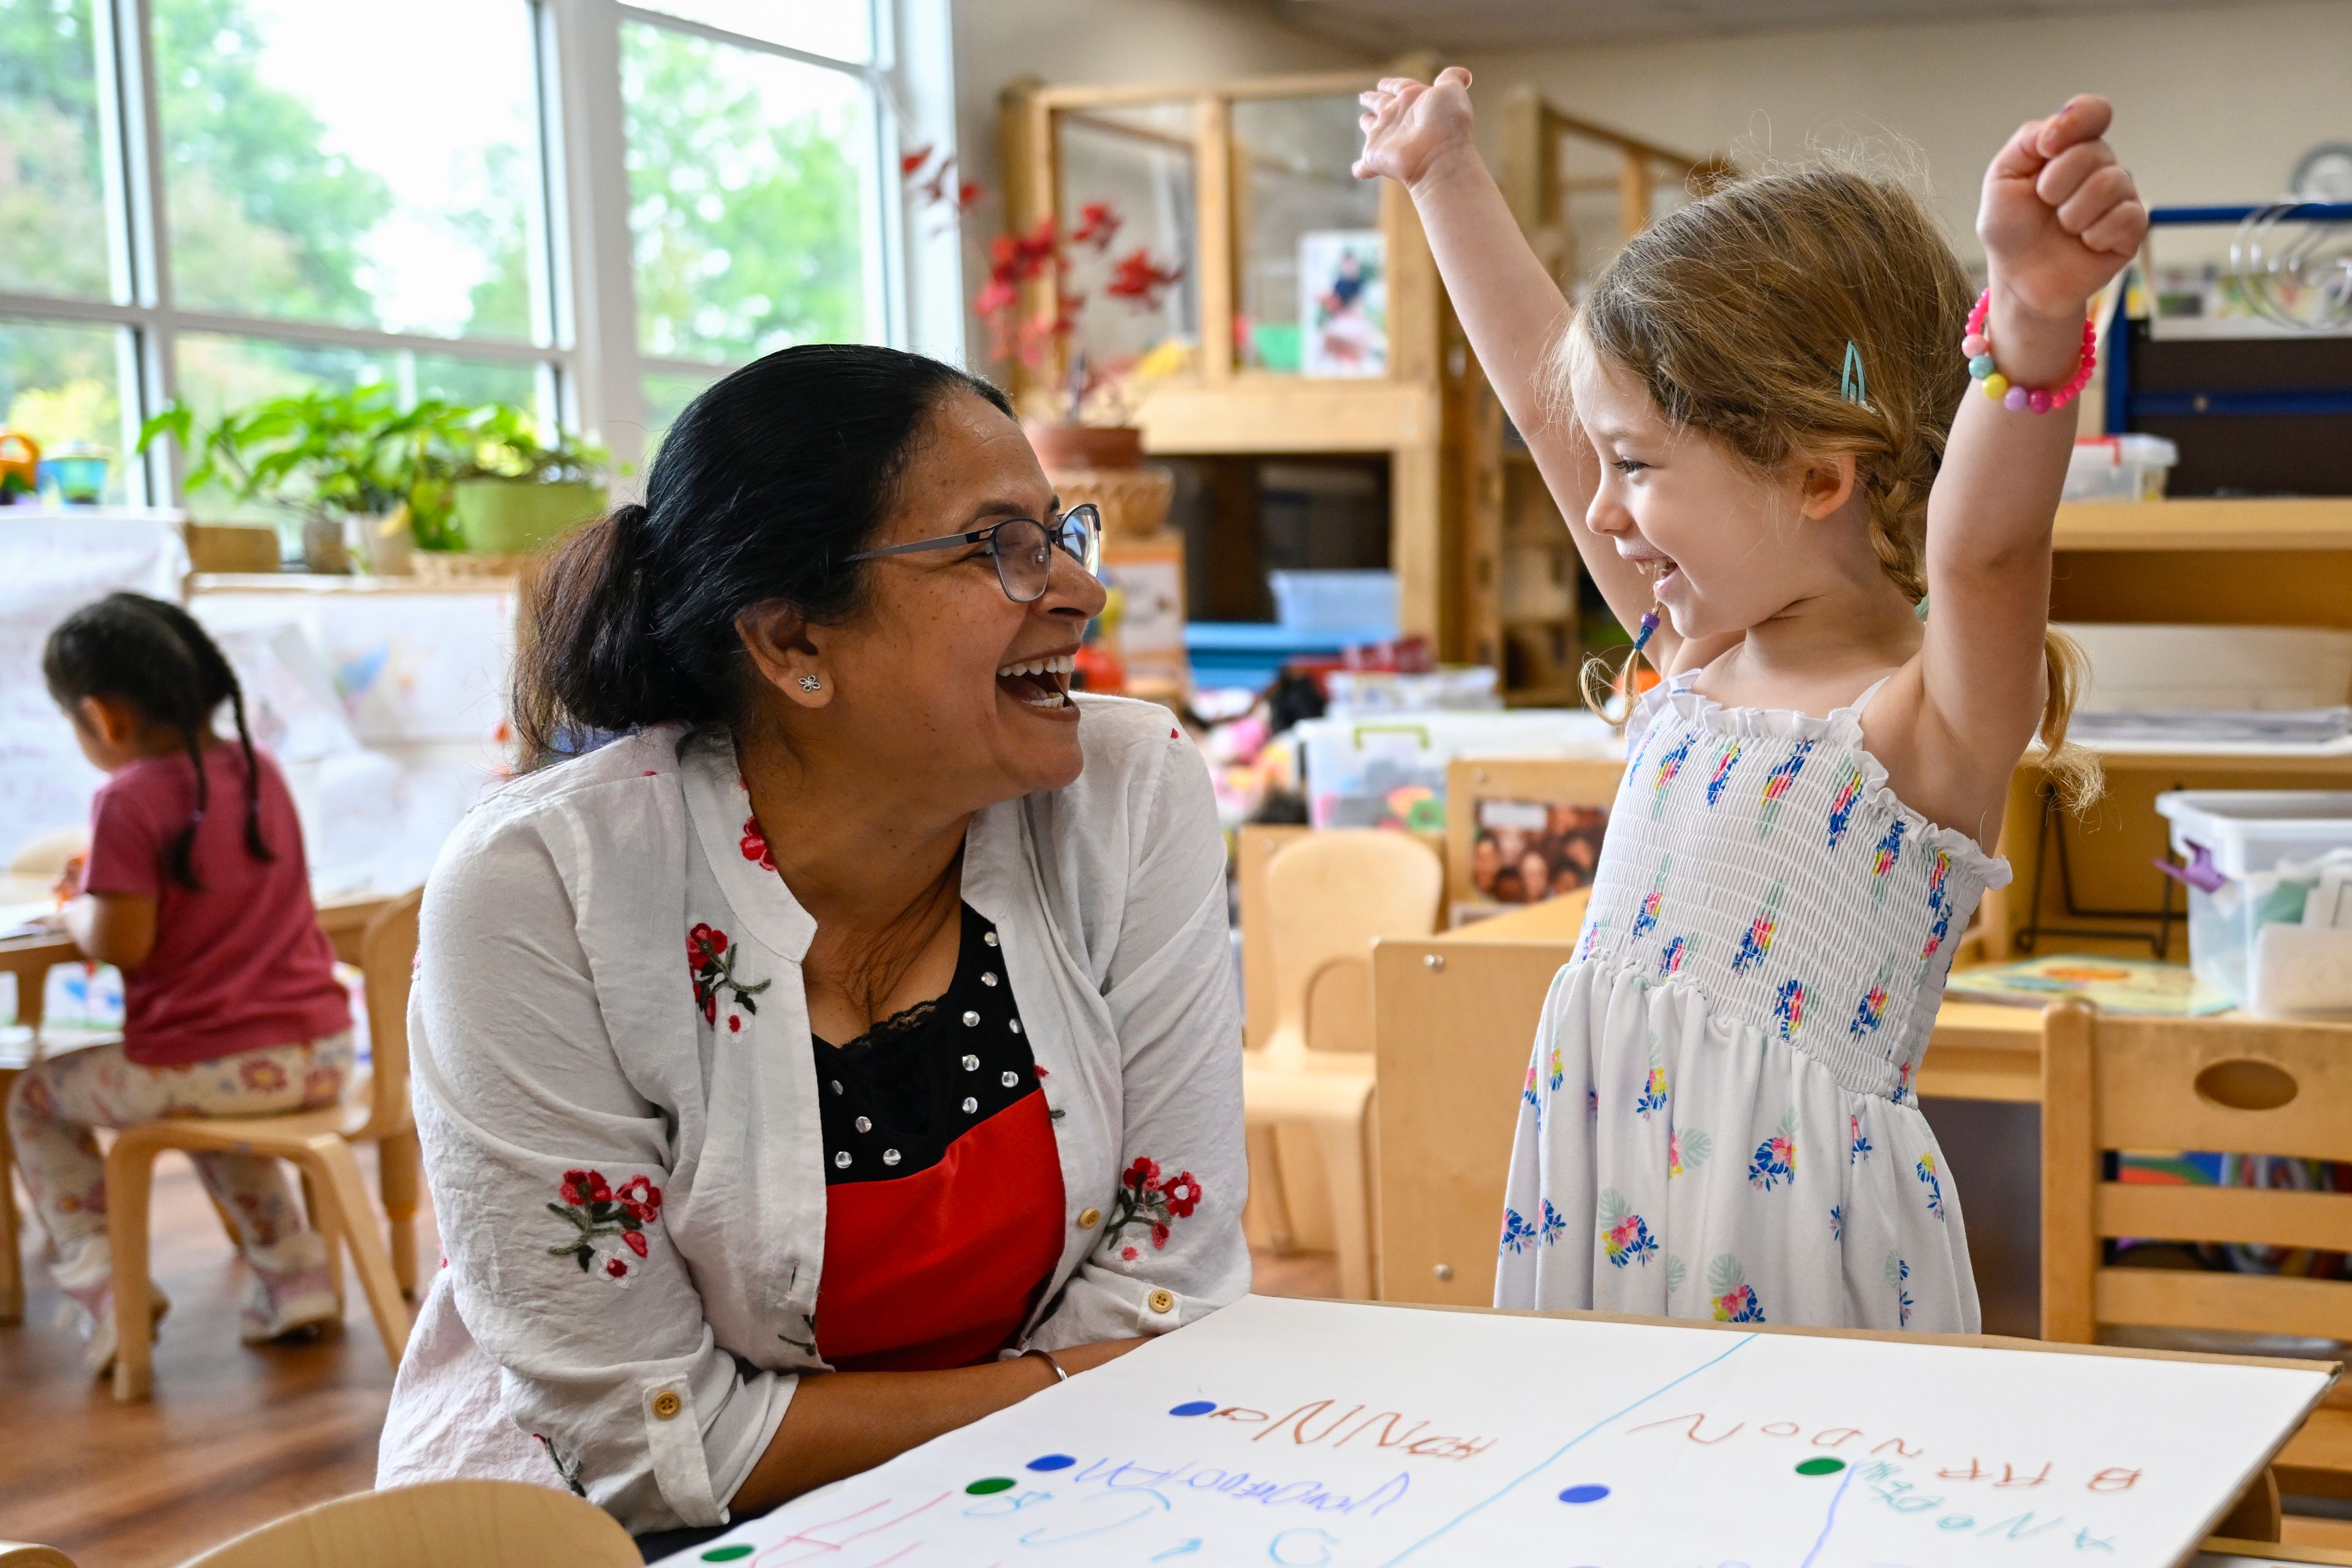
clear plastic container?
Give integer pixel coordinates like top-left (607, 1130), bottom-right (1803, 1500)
top-left (2157, 791), bottom-right (2352, 1017)
top-left (2063, 434), bottom-right (2179, 502)
top-left (1296, 709), bottom-right (1618, 830)
top-left (1270, 570), bottom-right (1398, 635)
top-left (1323, 666), bottom-right (1501, 716)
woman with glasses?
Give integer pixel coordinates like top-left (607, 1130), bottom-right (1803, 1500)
top-left (377, 345), bottom-right (1246, 1552)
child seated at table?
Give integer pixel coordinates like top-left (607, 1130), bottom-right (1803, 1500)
top-left (9, 591), bottom-right (352, 1371)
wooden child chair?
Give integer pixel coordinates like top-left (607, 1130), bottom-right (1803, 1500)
top-left (2042, 1000), bottom-right (2352, 1548)
top-left (104, 888), bottom-right (424, 1401)
top-left (177, 1480), bottom-right (636, 1567)
top-left (1243, 829), bottom-right (1444, 1302)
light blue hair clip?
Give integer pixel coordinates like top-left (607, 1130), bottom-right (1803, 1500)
top-left (1915, 594), bottom-right (1929, 622)
top-left (1841, 341), bottom-right (1868, 407)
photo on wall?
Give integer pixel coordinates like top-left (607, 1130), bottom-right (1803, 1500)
top-left (1298, 228), bottom-right (1387, 377)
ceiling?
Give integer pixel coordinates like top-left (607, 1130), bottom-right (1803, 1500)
top-left (1267, 0), bottom-right (2280, 52)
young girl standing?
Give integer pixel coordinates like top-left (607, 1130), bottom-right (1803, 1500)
top-left (12, 592), bottom-right (353, 1370)
top-left (1358, 74), bottom-right (2144, 1330)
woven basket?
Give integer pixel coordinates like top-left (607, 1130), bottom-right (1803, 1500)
top-left (1045, 463), bottom-right (1174, 542)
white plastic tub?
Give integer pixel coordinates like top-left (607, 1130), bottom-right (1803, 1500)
top-left (2064, 434), bottom-right (2179, 502)
top-left (2157, 791), bottom-right (2352, 1018)
top-left (1297, 709), bottom-right (1619, 831)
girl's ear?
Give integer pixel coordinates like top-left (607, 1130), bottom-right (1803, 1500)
top-left (736, 604), bottom-right (832, 709)
top-left (1796, 452), bottom-right (1861, 521)
top-left (75, 695), bottom-right (134, 746)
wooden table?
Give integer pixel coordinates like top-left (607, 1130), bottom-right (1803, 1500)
top-left (0, 890), bottom-right (396, 1322)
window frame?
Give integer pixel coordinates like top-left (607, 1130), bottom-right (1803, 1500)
top-left (0, 0), bottom-right (962, 505)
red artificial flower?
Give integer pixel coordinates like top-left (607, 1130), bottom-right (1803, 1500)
top-left (1150, 1222), bottom-right (1171, 1250)
top-left (974, 276), bottom-right (1018, 315)
top-left (900, 143), bottom-right (935, 177)
top-left (1071, 200), bottom-right (1121, 251)
top-left (616, 1175), bottom-right (663, 1222)
top-left (1124, 1155), bottom-right (1161, 1192)
top-left (739, 819), bottom-right (774, 871)
top-left (622, 1230), bottom-right (649, 1258)
top-left (1033, 1063), bottom-right (1049, 1079)
top-left (1120, 1245), bottom-right (1139, 1262)
top-left (560, 1169), bottom-right (612, 1208)
top-left (1163, 1172), bottom-right (1202, 1219)
top-left (1103, 247), bottom-right (1183, 307)
top-left (604, 1257), bottom-right (629, 1279)
top-left (956, 180), bottom-right (983, 211)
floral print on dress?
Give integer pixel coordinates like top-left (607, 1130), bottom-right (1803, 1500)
top-left (1869, 820), bottom-right (1908, 903)
top-left (1657, 935), bottom-right (1697, 981)
top-left (1101, 1156), bottom-right (1201, 1261)
top-left (1924, 845), bottom-right (1953, 911)
top-left (1665, 1253), bottom-right (1689, 1301)
top-left (238, 1057), bottom-right (288, 1093)
top-left (1578, 916), bottom-right (1609, 963)
top-left (1849, 1112), bottom-right (1874, 1165)
top-left (1757, 739), bottom-right (1815, 840)
top-left (1499, 1206), bottom-right (1537, 1256)
top-left (1917, 1153), bottom-right (1944, 1220)
top-left (1650, 731), bottom-right (1697, 817)
top-left (688, 922), bottom-right (771, 1031)
top-left (1893, 1058), bottom-right (1916, 1107)
top-left (1705, 740), bottom-right (1743, 808)
top-left (1598, 1188), bottom-right (1658, 1268)
top-left (1773, 977), bottom-right (1806, 1040)
top-left (1849, 959), bottom-right (1894, 1041)
top-left (1732, 886), bottom-right (1783, 976)
top-left (1828, 1204), bottom-right (1843, 1242)
top-left (1634, 1046), bottom-right (1669, 1120)
top-left (1746, 1110), bottom-right (1798, 1192)
top-left (1547, 1042), bottom-right (1565, 1094)
top-left (1668, 1126), bottom-right (1711, 1177)
top-left (740, 815), bottom-right (776, 872)
top-left (1886, 1253), bottom-right (1914, 1328)
top-left (1539, 1199), bottom-right (1567, 1247)
top-left (1630, 859), bottom-right (1670, 943)
top-left (546, 1168), bottom-right (664, 1285)
top-left (1826, 764), bottom-right (1866, 850)
top-left (1709, 1254), bottom-right (1766, 1322)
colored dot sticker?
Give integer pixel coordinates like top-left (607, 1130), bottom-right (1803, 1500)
top-left (1796, 1457), bottom-right (1847, 1477)
top-left (1169, 1400), bottom-right (1218, 1417)
top-left (1028, 1453), bottom-right (1077, 1472)
top-left (965, 1476), bottom-right (1016, 1495)
top-left (1557, 1483), bottom-right (1611, 1504)
top-left (701, 1549), bottom-right (753, 1562)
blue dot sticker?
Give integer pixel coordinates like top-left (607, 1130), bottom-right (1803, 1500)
top-left (1027, 1453), bottom-right (1076, 1472)
top-left (1169, 1400), bottom-right (1218, 1417)
top-left (1558, 1483), bottom-right (1611, 1505)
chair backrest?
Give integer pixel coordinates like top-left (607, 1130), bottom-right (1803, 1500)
top-left (0, 1543), bottom-right (78, 1568)
top-left (2041, 1000), bottom-right (2352, 1346)
top-left (176, 1479), bottom-right (638, 1568)
top-left (1264, 830), bottom-right (1443, 1065)
top-left (352, 888), bottom-right (423, 1140)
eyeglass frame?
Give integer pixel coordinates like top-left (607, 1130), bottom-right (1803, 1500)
top-left (845, 503), bottom-right (1102, 605)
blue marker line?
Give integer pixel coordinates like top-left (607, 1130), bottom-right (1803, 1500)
top-left (1376, 1333), bottom-right (1758, 1566)
top-left (1796, 1455), bottom-right (1856, 1568)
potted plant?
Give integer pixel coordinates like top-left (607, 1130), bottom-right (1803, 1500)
top-left (139, 387), bottom-right (467, 573)
top-left (448, 406), bottom-right (610, 557)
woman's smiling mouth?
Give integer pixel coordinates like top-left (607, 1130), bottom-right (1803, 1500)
top-left (997, 652), bottom-right (1076, 710)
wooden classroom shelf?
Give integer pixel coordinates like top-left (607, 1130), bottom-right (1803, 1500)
top-left (1130, 377), bottom-right (1438, 455)
top-left (2054, 497), bottom-right (2352, 551)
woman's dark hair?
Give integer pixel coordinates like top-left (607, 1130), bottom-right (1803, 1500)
top-left (513, 344), bottom-right (1016, 763)
top-left (42, 591), bottom-right (272, 890)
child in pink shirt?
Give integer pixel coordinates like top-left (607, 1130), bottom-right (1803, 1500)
top-left (10, 592), bottom-right (353, 1372)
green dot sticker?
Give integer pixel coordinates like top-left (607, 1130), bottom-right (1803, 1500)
top-left (701, 1548), bottom-right (753, 1562)
top-left (1796, 1457), bottom-right (1847, 1477)
top-left (966, 1476), bottom-right (1017, 1495)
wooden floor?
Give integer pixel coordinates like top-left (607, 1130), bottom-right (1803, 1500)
top-left (1, 1155), bottom-right (1341, 1566)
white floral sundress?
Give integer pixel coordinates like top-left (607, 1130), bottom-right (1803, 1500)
top-left (1496, 672), bottom-right (2011, 1332)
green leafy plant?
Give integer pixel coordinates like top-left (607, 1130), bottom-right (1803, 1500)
top-left (453, 405), bottom-right (609, 486)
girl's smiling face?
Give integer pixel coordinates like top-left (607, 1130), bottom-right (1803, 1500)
top-left (1569, 329), bottom-right (1831, 643)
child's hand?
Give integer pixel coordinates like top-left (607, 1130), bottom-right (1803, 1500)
top-left (53, 854), bottom-right (85, 903)
top-left (1978, 94), bottom-right (2147, 322)
top-left (1353, 67), bottom-right (1477, 192)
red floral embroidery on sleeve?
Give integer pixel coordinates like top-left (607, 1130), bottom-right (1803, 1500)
top-left (688, 922), bottom-right (771, 1030)
top-left (1101, 1156), bottom-right (1203, 1257)
top-left (741, 816), bottom-right (776, 872)
top-left (546, 1167), bottom-right (663, 1286)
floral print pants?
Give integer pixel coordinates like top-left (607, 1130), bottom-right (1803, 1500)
top-left (5, 1032), bottom-right (355, 1305)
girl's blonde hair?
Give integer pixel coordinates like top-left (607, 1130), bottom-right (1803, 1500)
top-left (1560, 163), bottom-right (2099, 810)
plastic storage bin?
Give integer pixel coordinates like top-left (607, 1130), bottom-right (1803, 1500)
top-left (2063, 434), bottom-right (2179, 502)
top-left (1323, 666), bottom-right (1501, 716)
top-left (2156, 791), bottom-right (2352, 1019)
top-left (1270, 570), bottom-right (1398, 636)
top-left (1297, 709), bottom-right (1619, 831)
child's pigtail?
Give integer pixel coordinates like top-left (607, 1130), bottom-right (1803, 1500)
top-left (168, 723), bottom-right (209, 891)
top-left (149, 598), bottom-right (274, 864)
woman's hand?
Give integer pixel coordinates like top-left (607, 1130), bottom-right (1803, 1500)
top-left (1977, 95), bottom-right (2147, 377)
top-left (1353, 67), bottom-right (1477, 193)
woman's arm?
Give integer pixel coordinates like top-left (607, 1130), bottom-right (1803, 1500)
top-left (1355, 68), bottom-right (1678, 668)
top-left (1918, 96), bottom-right (2144, 813)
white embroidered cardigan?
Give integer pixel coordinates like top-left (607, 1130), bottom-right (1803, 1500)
top-left (375, 697), bottom-right (1249, 1534)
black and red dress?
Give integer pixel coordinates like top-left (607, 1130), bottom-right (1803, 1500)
top-left (810, 903), bottom-right (1066, 1370)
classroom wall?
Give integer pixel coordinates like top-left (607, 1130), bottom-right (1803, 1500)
top-left (1453, 0), bottom-right (2352, 265)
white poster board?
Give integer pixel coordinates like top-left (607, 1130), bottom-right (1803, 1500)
top-left (663, 1295), bottom-right (2329, 1568)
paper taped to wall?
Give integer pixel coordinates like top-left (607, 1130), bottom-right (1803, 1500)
top-left (657, 1294), bottom-right (2329, 1567)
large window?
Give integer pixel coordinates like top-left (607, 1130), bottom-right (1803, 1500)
top-left (0, 0), bottom-right (951, 506)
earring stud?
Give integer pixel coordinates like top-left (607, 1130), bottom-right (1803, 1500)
top-left (798, 675), bottom-right (822, 693)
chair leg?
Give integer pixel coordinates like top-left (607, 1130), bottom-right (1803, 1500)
top-left (300, 1139), bottom-right (412, 1371)
top-left (1244, 1121), bottom-right (1297, 1255)
top-left (301, 1169), bottom-right (345, 1316)
top-left (205, 1186), bottom-right (244, 1250)
top-left (0, 1066), bottom-right (23, 1325)
top-left (105, 1134), bottom-right (163, 1401)
top-left (1312, 1109), bottom-right (1375, 1303)
top-left (379, 1129), bottom-right (423, 1300)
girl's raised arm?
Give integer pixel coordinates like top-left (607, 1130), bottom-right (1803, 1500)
top-left (1356, 69), bottom-right (1676, 664)
top-left (1917, 95), bottom-right (2145, 822)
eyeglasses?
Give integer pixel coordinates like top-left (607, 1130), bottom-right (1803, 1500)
top-left (846, 503), bottom-right (1102, 605)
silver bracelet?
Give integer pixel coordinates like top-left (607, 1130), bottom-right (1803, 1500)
top-left (1023, 1347), bottom-right (1069, 1384)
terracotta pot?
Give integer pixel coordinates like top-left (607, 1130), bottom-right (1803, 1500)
top-left (1023, 421), bottom-right (1144, 471)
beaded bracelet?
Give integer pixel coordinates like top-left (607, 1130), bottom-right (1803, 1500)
top-left (1962, 288), bottom-right (2096, 413)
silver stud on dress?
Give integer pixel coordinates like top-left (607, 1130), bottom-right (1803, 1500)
top-left (833, 1150), bottom-right (851, 1169)
top-left (1008, 1019), bottom-right (1022, 1035)
top-left (882, 1148), bottom-right (902, 1166)
top-left (981, 972), bottom-right (999, 987)
top-left (962, 1054), bottom-right (980, 1071)
top-left (1000, 1071), bottom-right (1019, 1088)
top-left (983, 931), bottom-right (999, 947)
top-left (830, 1079), bottom-right (843, 1095)
top-left (854, 1115), bottom-right (871, 1134)
top-left (961, 1096), bottom-right (978, 1114)
top-left (963, 1010), bottom-right (981, 1027)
